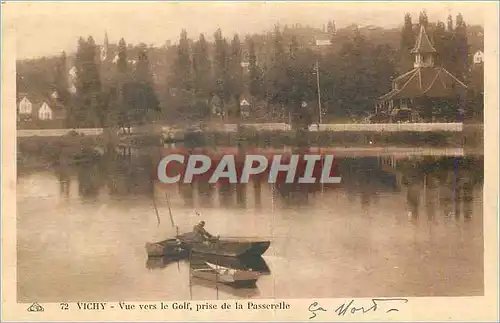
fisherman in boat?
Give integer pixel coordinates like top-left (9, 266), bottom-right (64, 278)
top-left (192, 221), bottom-right (216, 244)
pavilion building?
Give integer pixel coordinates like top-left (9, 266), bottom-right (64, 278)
top-left (377, 25), bottom-right (468, 122)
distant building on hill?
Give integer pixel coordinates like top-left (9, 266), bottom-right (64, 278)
top-left (18, 96), bottom-right (33, 115)
top-left (473, 50), bottom-right (484, 64)
top-left (38, 102), bottom-right (53, 120)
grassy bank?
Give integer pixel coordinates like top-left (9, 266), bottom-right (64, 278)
top-left (181, 129), bottom-right (476, 148)
top-left (17, 127), bottom-right (483, 169)
top-left (17, 132), bottom-right (104, 167)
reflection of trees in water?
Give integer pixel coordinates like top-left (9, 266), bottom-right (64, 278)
top-left (49, 148), bottom-right (483, 217)
top-left (179, 183), bottom-right (195, 207)
top-left (424, 175), bottom-right (439, 221)
top-left (462, 181), bottom-right (474, 219)
top-left (218, 182), bottom-right (235, 207)
top-left (197, 180), bottom-right (215, 206)
top-left (397, 156), bottom-right (483, 219)
top-left (77, 162), bottom-right (104, 198)
top-left (236, 184), bottom-right (247, 208)
top-left (103, 148), bottom-right (155, 198)
top-left (339, 158), bottom-right (395, 208)
top-left (52, 146), bottom-right (157, 199)
top-left (406, 184), bottom-right (421, 219)
top-left (274, 182), bottom-right (309, 206)
top-left (253, 179), bottom-right (262, 209)
top-left (55, 165), bottom-right (71, 197)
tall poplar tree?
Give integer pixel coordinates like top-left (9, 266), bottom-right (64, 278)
top-left (454, 13), bottom-right (469, 81)
top-left (192, 33), bottom-right (211, 97)
top-left (228, 34), bottom-right (243, 119)
top-left (247, 37), bottom-right (263, 100)
top-left (74, 36), bottom-right (102, 127)
top-left (400, 13), bottom-right (415, 72)
top-left (124, 45), bottom-right (159, 125)
top-left (213, 28), bottom-right (230, 117)
top-left (175, 29), bottom-right (192, 91)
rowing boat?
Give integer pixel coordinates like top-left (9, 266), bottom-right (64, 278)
top-left (190, 257), bottom-right (262, 288)
top-left (145, 233), bottom-right (271, 259)
top-left (191, 254), bottom-right (271, 274)
top-left (178, 233), bottom-right (270, 257)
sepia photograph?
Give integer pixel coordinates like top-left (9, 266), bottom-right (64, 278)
top-left (2, 1), bottom-right (498, 321)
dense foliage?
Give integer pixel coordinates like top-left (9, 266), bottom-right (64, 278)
top-left (16, 11), bottom-right (483, 129)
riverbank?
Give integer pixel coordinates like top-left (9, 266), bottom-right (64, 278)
top-left (18, 127), bottom-right (483, 152)
top-left (179, 129), bottom-right (481, 149)
top-left (17, 132), bottom-right (104, 170)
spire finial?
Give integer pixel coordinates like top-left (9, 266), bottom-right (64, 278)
top-left (104, 30), bottom-right (109, 47)
top-left (411, 25), bottom-right (436, 68)
top-left (411, 25), bottom-right (436, 54)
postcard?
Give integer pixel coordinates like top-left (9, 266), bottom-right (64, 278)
top-left (2, 1), bottom-right (498, 321)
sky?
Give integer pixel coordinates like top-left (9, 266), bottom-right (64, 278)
top-left (5, 1), bottom-right (487, 60)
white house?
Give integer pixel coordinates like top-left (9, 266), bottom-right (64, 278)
top-left (240, 99), bottom-right (251, 118)
top-left (315, 34), bottom-right (332, 47)
top-left (68, 66), bottom-right (78, 94)
top-left (38, 102), bottom-right (53, 120)
top-left (68, 66), bottom-right (77, 79)
top-left (473, 50), bottom-right (484, 64)
top-left (18, 97), bottom-right (33, 115)
top-left (100, 46), bottom-right (107, 62)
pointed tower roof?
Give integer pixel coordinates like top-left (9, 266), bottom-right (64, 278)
top-left (104, 30), bottom-right (109, 47)
top-left (411, 25), bottom-right (436, 54)
top-left (379, 67), bottom-right (467, 101)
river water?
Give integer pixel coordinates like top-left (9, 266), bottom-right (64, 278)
top-left (17, 148), bottom-right (484, 302)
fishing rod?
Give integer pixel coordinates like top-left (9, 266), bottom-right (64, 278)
top-left (152, 192), bottom-right (161, 227)
top-left (165, 193), bottom-right (176, 229)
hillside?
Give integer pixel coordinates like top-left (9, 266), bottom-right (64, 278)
top-left (16, 22), bottom-right (484, 112)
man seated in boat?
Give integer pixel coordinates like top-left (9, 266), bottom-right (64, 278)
top-left (192, 221), bottom-right (217, 244)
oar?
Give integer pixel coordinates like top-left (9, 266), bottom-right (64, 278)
top-left (176, 226), bottom-right (181, 272)
top-left (165, 193), bottom-right (175, 229)
top-left (152, 192), bottom-right (161, 227)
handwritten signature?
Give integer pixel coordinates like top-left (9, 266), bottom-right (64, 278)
top-left (308, 298), bottom-right (409, 319)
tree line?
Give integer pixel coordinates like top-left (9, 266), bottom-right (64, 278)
top-left (18, 11), bottom-right (483, 129)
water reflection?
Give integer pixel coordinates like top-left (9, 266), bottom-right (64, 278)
top-left (146, 253), bottom-right (270, 299)
top-left (16, 145), bottom-right (484, 301)
top-left (18, 146), bottom-right (484, 221)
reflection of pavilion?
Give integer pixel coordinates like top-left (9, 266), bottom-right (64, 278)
top-left (379, 155), bottom-right (403, 186)
top-left (378, 156), bottom-right (479, 219)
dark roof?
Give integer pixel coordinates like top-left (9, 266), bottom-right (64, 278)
top-left (411, 25), bottom-right (436, 54)
top-left (379, 67), bottom-right (467, 101)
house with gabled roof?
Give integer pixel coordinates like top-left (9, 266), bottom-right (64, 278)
top-left (377, 25), bottom-right (468, 122)
top-left (240, 98), bottom-right (251, 118)
top-left (473, 50), bottom-right (484, 65)
top-left (38, 102), bottom-right (53, 120)
top-left (18, 95), bottom-right (33, 115)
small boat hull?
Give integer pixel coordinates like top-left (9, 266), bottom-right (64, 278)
top-left (190, 259), bottom-right (262, 288)
top-left (145, 239), bottom-right (189, 258)
top-left (178, 233), bottom-right (270, 257)
top-left (192, 254), bottom-right (271, 274)
top-left (190, 276), bottom-right (261, 297)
